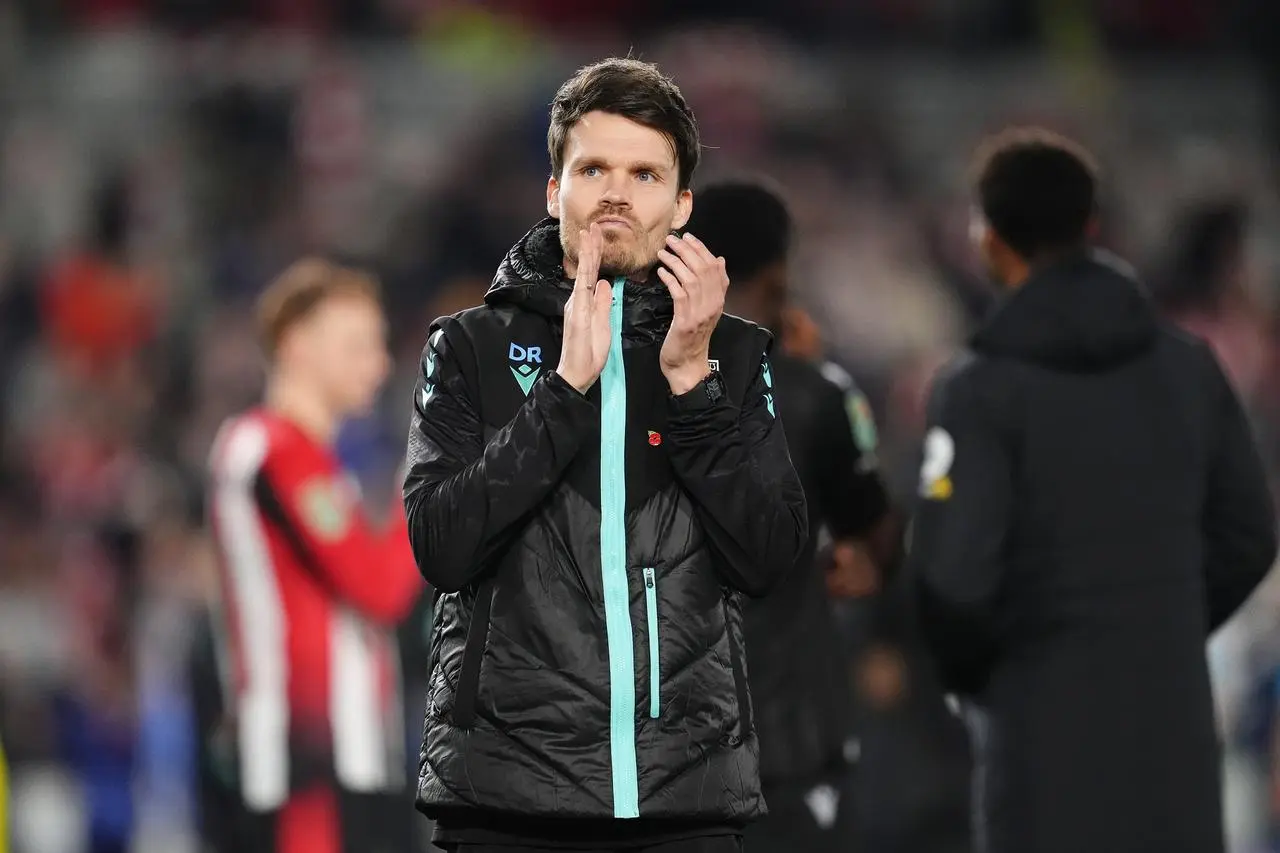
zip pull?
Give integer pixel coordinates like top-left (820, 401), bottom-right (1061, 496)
top-left (643, 567), bottom-right (659, 719)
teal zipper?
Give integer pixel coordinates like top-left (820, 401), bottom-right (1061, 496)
top-left (644, 567), bottom-right (659, 719)
top-left (599, 276), bottom-right (639, 818)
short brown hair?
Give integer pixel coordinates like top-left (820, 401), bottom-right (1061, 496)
top-left (255, 258), bottom-right (381, 358)
top-left (548, 57), bottom-right (701, 190)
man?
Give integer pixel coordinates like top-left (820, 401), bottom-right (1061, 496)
top-left (206, 259), bottom-right (424, 853)
top-left (404, 58), bottom-right (809, 852)
top-left (685, 179), bottom-right (893, 851)
top-left (909, 127), bottom-right (1278, 853)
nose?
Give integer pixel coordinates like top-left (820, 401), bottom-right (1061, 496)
top-left (601, 171), bottom-right (630, 206)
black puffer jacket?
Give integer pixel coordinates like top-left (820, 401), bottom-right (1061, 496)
top-left (404, 219), bottom-right (808, 826)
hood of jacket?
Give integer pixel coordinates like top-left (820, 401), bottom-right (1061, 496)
top-left (484, 217), bottom-right (675, 345)
top-left (972, 248), bottom-right (1159, 372)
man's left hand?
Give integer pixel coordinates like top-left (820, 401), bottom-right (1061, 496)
top-left (657, 232), bottom-right (729, 396)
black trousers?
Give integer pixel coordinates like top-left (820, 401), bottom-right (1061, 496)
top-left (449, 840), bottom-right (741, 853)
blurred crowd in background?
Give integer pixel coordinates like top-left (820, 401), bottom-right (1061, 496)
top-left (5, 1), bottom-right (1280, 852)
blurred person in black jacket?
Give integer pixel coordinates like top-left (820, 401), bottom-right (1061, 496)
top-left (686, 180), bottom-right (896, 852)
top-left (909, 127), bottom-right (1278, 853)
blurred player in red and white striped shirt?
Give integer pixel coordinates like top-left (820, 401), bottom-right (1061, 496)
top-left (206, 258), bottom-right (423, 853)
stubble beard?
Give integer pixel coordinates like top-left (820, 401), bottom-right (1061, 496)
top-left (561, 218), bottom-right (662, 281)
top-left (599, 237), bottom-right (639, 280)
top-left (605, 229), bottom-right (669, 280)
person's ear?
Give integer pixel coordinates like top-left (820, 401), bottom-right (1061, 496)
top-left (671, 188), bottom-right (692, 231)
top-left (547, 176), bottom-right (561, 219)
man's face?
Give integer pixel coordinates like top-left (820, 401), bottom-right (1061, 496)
top-left (725, 261), bottom-right (789, 333)
top-left (291, 294), bottom-right (391, 417)
top-left (548, 111), bottom-right (692, 279)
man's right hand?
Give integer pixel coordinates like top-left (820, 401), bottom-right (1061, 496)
top-left (557, 223), bottom-right (613, 394)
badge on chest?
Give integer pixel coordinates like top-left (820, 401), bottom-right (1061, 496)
top-left (508, 342), bottom-right (544, 397)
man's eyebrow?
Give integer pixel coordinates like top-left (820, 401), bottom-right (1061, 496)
top-left (569, 155), bottom-right (673, 174)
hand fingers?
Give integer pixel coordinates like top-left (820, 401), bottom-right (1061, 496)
top-left (591, 279), bottom-right (612, 316)
top-left (585, 278), bottom-right (610, 328)
top-left (591, 279), bottom-right (613, 358)
top-left (588, 221), bottom-right (604, 259)
top-left (575, 225), bottom-right (602, 291)
top-left (682, 235), bottom-right (729, 298)
top-left (570, 227), bottom-right (602, 331)
top-left (574, 230), bottom-right (591, 282)
top-left (664, 234), bottom-right (716, 316)
top-left (677, 235), bottom-right (730, 300)
top-left (656, 265), bottom-right (686, 304)
top-left (660, 244), bottom-right (707, 323)
top-left (666, 233), bottom-right (717, 272)
top-left (657, 248), bottom-right (697, 289)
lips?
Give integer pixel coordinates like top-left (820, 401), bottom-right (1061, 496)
top-left (595, 217), bottom-right (632, 229)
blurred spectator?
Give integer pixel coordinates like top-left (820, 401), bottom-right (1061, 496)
top-left (1154, 200), bottom-right (1273, 399)
top-left (40, 174), bottom-right (163, 384)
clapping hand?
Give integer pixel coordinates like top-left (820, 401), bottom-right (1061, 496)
top-left (656, 232), bottom-right (729, 396)
top-left (556, 224), bottom-right (614, 394)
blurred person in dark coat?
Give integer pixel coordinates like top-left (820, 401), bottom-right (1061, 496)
top-left (686, 180), bottom-right (896, 852)
top-left (909, 127), bottom-right (1278, 853)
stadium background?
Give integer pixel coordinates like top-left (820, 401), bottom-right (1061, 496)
top-left (2, 1), bottom-right (1280, 851)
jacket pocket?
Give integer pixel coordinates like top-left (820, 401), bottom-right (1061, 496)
top-left (644, 568), bottom-right (660, 719)
top-left (723, 596), bottom-right (752, 739)
top-left (452, 576), bottom-right (496, 728)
